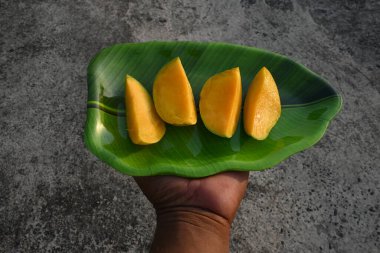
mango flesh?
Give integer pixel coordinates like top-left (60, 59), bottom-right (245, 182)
top-left (199, 67), bottom-right (242, 138)
top-left (243, 67), bottom-right (281, 140)
top-left (125, 75), bottom-right (166, 145)
top-left (153, 57), bottom-right (197, 125)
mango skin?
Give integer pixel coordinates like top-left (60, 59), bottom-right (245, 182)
top-left (243, 67), bottom-right (281, 140)
top-left (199, 67), bottom-right (242, 138)
top-left (153, 57), bottom-right (197, 126)
top-left (125, 75), bottom-right (166, 145)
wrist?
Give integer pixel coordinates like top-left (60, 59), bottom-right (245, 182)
top-left (151, 207), bottom-right (231, 253)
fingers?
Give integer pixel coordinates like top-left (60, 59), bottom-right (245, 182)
top-left (228, 171), bottom-right (249, 183)
top-left (133, 176), bottom-right (150, 186)
top-left (211, 171), bottom-right (249, 185)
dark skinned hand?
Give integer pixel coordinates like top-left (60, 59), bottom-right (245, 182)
top-left (134, 171), bottom-right (249, 223)
top-left (134, 171), bottom-right (249, 253)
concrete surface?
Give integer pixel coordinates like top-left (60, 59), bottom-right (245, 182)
top-left (1, 0), bottom-right (379, 252)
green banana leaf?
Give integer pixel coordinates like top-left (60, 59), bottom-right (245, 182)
top-left (84, 41), bottom-right (342, 178)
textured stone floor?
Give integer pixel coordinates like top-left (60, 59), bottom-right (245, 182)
top-left (1, 0), bottom-right (379, 252)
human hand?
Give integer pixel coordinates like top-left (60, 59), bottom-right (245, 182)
top-left (134, 171), bottom-right (249, 223)
top-left (134, 171), bottom-right (249, 253)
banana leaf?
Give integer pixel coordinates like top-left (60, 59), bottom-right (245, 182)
top-left (84, 41), bottom-right (342, 178)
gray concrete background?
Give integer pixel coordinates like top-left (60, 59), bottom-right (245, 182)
top-left (1, 0), bottom-right (379, 252)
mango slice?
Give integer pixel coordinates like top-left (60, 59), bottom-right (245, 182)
top-left (243, 67), bottom-right (281, 140)
top-left (153, 57), bottom-right (197, 126)
top-left (199, 67), bottom-right (242, 138)
top-left (125, 75), bottom-right (166, 145)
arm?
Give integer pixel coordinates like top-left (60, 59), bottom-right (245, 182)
top-left (152, 207), bottom-right (230, 253)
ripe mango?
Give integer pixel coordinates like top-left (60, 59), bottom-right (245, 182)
top-left (125, 75), bottom-right (166, 145)
top-left (199, 67), bottom-right (242, 138)
top-left (153, 57), bottom-right (197, 126)
top-left (243, 67), bottom-right (281, 140)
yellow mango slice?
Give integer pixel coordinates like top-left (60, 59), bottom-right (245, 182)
top-left (125, 75), bottom-right (166, 145)
top-left (153, 57), bottom-right (197, 126)
top-left (199, 67), bottom-right (242, 138)
top-left (243, 67), bottom-right (281, 140)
